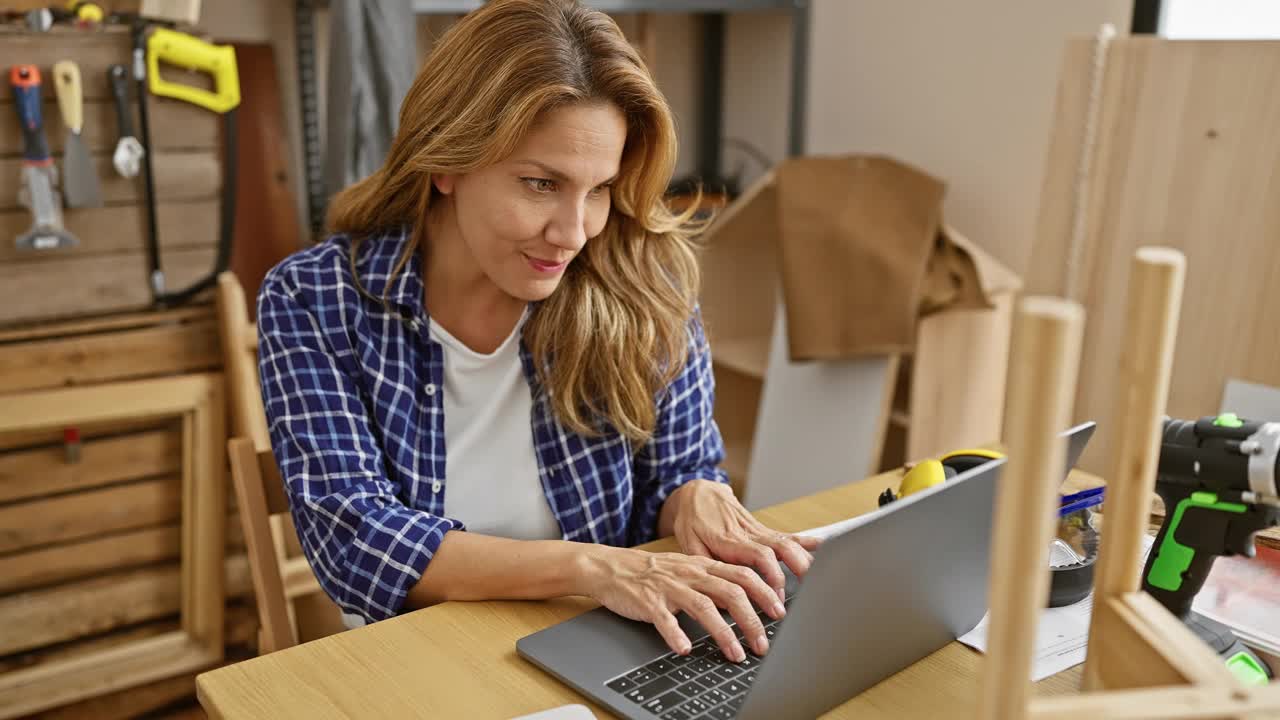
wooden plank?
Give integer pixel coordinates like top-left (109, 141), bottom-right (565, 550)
top-left (0, 29), bottom-right (212, 102)
top-left (0, 427), bottom-right (179, 503)
top-left (4, 97), bottom-right (216, 156)
top-left (0, 315), bottom-right (220, 395)
top-left (1030, 38), bottom-right (1280, 475)
top-left (0, 632), bottom-right (217, 719)
top-left (0, 554), bottom-right (250, 657)
top-left (17, 621), bottom-right (255, 720)
top-left (0, 476), bottom-right (182, 554)
top-left (1032, 685), bottom-right (1280, 720)
top-left (0, 151), bottom-right (219, 210)
top-left (0, 601), bottom-right (255, 677)
top-left (0, 200), bottom-right (219, 266)
top-left (0, 247), bottom-right (218, 327)
top-left (1105, 593), bottom-right (1238, 688)
top-left (33, 669), bottom-right (201, 720)
top-left (908, 294), bottom-right (1014, 460)
top-left (976, 297), bottom-right (1084, 720)
top-left (0, 305), bottom-right (210, 344)
top-left (216, 273), bottom-right (269, 447)
top-left (0, 417), bottom-right (171, 455)
top-left (0, 373), bottom-right (223, 435)
top-left (228, 438), bottom-right (294, 653)
top-left (146, 701), bottom-right (213, 720)
top-left (0, 518), bottom-right (246, 595)
top-left (282, 557), bottom-right (322, 599)
top-left (292, 591), bottom-right (346, 645)
top-left (0, 98), bottom-right (218, 156)
top-left (1083, 248), bottom-right (1186, 691)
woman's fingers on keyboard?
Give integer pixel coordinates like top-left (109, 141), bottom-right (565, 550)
top-left (651, 608), bottom-right (692, 656)
top-left (677, 588), bottom-right (745, 662)
top-left (709, 560), bottom-right (786, 621)
top-left (698, 573), bottom-right (769, 657)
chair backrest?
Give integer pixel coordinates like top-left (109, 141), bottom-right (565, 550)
top-left (227, 437), bottom-right (297, 652)
top-left (217, 271), bottom-right (333, 654)
top-left (216, 272), bottom-right (271, 451)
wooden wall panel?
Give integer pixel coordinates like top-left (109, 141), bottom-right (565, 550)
top-left (0, 518), bottom-right (246, 594)
top-left (0, 28), bottom-right (223, 328)
top-left (0, 313), bottom-right (220, 394)
top-left (0, 98), bottom-right (219, 156)
top-left (0, 201), bottom-right (219, 265)
top-left (0, 152), bottom-right (220, 210)
top-left (0, 477), bottom-right (182, 554)
top-left (0, 429), bottom-right (179, 503)
top-left (1030, 38), bottom-right (1280, 472)
top-left (0, 247), bottom-right (218, 326)
top-left (0, 554), bottom-right (249, 657)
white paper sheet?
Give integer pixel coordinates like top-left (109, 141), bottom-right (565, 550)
top-left (956, 535), bottom-right (1156, 681)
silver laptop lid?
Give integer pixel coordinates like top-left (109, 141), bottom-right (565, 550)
top-left (737, 421), bottom-right (1095, 719)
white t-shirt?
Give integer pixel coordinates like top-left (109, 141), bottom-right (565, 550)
top-left (431, 311), bottom-right (562, 541)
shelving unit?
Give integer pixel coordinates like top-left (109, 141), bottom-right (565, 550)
top-left (295, 0), bottom-right (811, 236)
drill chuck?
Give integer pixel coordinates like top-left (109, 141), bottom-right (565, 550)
top-left (1159, 415), bottom-right (1280, 499)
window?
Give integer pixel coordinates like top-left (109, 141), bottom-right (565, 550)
top-left (1139, 0), bottom-right (1280, 39)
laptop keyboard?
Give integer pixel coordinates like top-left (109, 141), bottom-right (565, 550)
top-left (603, 604), bottom-right (789, 719)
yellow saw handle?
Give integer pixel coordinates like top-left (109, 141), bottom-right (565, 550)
top-left (147, 27), bottom-right (240, 114)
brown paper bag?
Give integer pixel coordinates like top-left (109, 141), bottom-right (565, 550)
top-left (700, 154), bottom-right (1013, 362)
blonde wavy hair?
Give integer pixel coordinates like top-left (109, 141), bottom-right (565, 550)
top-left (326, 0), bottom-right (702, 445)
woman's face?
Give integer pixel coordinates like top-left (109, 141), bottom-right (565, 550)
top-left (433, 101), bottom-right (627, 302)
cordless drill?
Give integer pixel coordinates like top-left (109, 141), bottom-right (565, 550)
top-left (1141, 414), bottom-right (1280, 685)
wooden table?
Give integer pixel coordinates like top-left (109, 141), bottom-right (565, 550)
top-left (197, 467), bottom-right (1102, 719)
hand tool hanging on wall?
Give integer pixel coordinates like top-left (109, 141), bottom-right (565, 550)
top-left (9, 65), bottom-right (79, 251)
top-left (107, 64), bottom-right (144, 178)
top-left (24, 8), bottom-right (53, 32)
top-left (65, 2), bottom-right (105, 28)
top-left (52, 60), bottom-right (103, 208)
top-left (132, 23), bottom-right (240, 306)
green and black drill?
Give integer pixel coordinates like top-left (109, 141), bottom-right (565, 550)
top-left (1142, 413), bottom-right (1280, 685)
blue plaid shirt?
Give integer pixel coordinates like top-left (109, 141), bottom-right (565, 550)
top-left (257, 228), bottom-right (728, 624)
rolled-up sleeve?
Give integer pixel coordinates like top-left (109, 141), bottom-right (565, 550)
top-left (629, 312), bottom-right (730, 546)
top-left (257, 267), bottom-right (459, 623)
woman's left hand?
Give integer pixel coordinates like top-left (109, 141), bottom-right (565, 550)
top-left (665, 480), bottom-right (822, 605)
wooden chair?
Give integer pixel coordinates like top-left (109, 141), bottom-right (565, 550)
top-left (216, 272), bottom-right (335, 653)
top-left (976, 249), bottom-right (1280, 719)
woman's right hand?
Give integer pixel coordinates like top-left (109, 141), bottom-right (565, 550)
top-left (579, 545), bottom-right (787, 662)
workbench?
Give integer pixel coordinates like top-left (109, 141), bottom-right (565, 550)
top-left (196, 465), bottom-right (1103, 719)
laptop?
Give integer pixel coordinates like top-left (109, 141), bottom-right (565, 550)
top-left (517, 422), bottom-right (1096, 720)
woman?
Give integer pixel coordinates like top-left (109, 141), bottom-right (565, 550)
top-left (257, 0), bottom-right (819, 663)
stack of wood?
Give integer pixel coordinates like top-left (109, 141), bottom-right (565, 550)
top-left (0, 307), bottom-right (259, 718)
